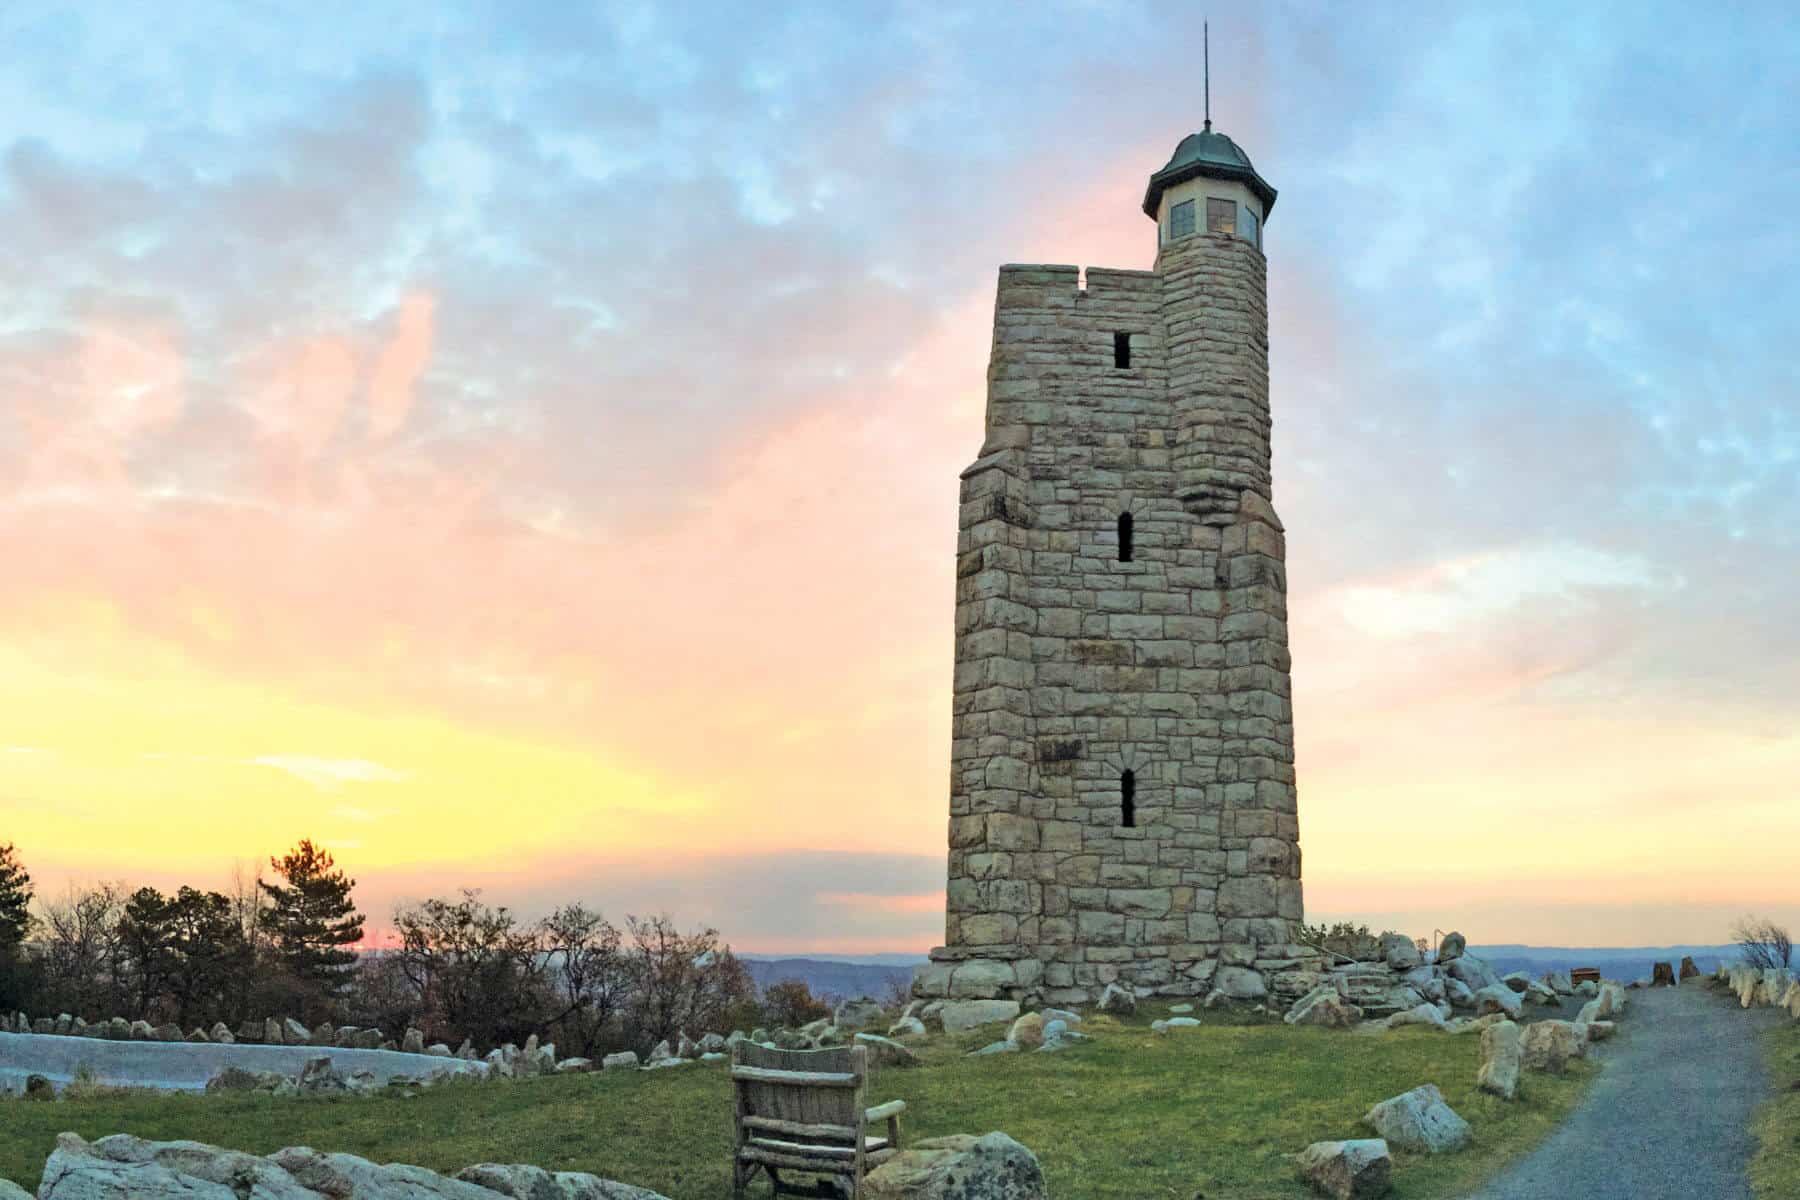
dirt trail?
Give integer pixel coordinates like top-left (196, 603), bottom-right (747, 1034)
top-left (1466, 983), bottom-right (1785, 1200)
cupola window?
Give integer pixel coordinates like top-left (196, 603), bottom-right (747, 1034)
top-left (1169, 199), bottom-right (1195, 240)
top-left (1117, 512), bottom-right (1134, 562)
top-left (1113, 331), bottom-right (1131, 369)
top-left (1237, 204), bottom-right (1261, 249)
top-left (1121, 769), bottom-right (1137, 827)
top-left (1207, 197), bottom-right (1236, 235)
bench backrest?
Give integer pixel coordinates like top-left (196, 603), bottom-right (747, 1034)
top-left (732, 1042), bottom-right (868, 1143)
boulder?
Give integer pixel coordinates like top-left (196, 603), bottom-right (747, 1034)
top-left (151, 1023), bottom-right (183, 1043)
top-left (1150, 1017), bottom-right (1201, 1034)
top-left (1523, 979), bottom-right (1559, 1006)
top-left (1445, 954), bottom-right (1500, 994)
top-left (1500, 971), bottom-right (1532, 994)
top-left (1472, 985), bottom-right (1523, 1020)
top-left (1285, 987), bottom-right (1363, 1029)
top-left (834, 998), bottom-right (888, 1032)
top-left (1520, 1020), bottom-right (1586, 1073)
top-left (888, 1017), bottom-right (928, 1041)
top-left (1575, 979), bottom-right (1600, 998)
top-left (554, 1058), bottom-right (594, 1074)
top-left (456, 1038), bottom-right (476, 1060)
top-left (1583, 1020), bottom-right (1616, 1042)
top-left (263, 1017), bottom-right (285, 1045)
top-left (1362, 1083), bottom-right (1471, 1154)
top-left (1384, 1003), bottom-right (1447, 1031)
top-left (402, 1028), bottom-right (425, 1054)
top-left (1214, 966), bottom-right (1268, 1000)
top-left (1449, 1012), bottom-right (1507, 1036)
top-left (1543, 970), bottom-right (1574, 995)
top-left (1596, 982), bottom-right (1627, 1019)
top-left (967, 1040), bottom-right (1018, 1056)
top-left (1379, 933), bottom-right (1421, 972)
top-left (863, 1131), bottom-right (1046, 1200)
top-left (854, 1033), bottom-right (920, 1069)
top-left (35, 1133), bottom-right (673, 1200)
top-left (697, 1033), bottom-right (727, 1054)
top-left (601, 1051), bottom-right (640, 1071)
top-left (1577, 999), bottom-right (1602, 1026)
top-left (936, 1000), bottom-right (1021, 1034)
top-left (108, 1017), bottom-right (131, 1040)
top-left (1679, 956), bottom-right (1701, 981)
top-left (280, 1017), bottom-right (309, 1044)
top-left (1295, 1138), bottom-right (1392, 1199)
top-left (1437, 931), bottom-right (1466, 961)
top-left (354, 1029), bottom-right (383, 1050)
top-left (1477, 1019), bottom-right (1521, 1100)
top-left (187, 1028), bottom-right (210, 1043)
top-left (675, 1034), bottom-right (697, 1059)
top-left (128, 1020), bottom-right (153, 1041)
top-left (456, 1162), bottom-right (669, 1198)
top-left (1444, 979), bottom-right (1474, 1008)
top-left (1097, 981), bottom-right (1137, 1016)
top-left (1006, 1012), bottom-right (1046, 1050)
top-left (1651, 961), bottom-right (1676, 988)
top-left (0, 1178), bottom-right (30, 1200)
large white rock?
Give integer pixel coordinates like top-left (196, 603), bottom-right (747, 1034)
top-left (936, 1000), bottom-right (1021, 1034)
top-left (1285, 987), bottom-right (1362, 1029)
top-left (35, 1133), bottom-right (671, 1200)
top-left (1477, 1019), bottom-right (1521, 1100)
top-left (0, 1179), bottom-right (30, 1200)
top-left (864, 1132), bottom-right (1046, 1200)
top-left (1362, 1084), bottom-right (1471, 1154)
top-left (834, 998), bottom-right (888, 1031)
top-left (457, 1162), bottom-right (668, 1198)
top-left (1379, 933), bottom-right (1421, 972)
top-left (1295, 1139), bottom-right (1391, 1199)
top-left (1436, 931), bottom-right (1466, 961)
top-left (1520, 1020), bottom-right (1586, 1073)
top-left (1472, 985), bottom-right (1523, 1020)
top-left (1384, 1003), bottom-right (1447, 1031)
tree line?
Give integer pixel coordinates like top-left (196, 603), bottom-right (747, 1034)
top-left (0, 840), bottom-right (826, 1058)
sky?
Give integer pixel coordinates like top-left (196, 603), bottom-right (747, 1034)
top-left (1, 2), bottom-right (1796, 953)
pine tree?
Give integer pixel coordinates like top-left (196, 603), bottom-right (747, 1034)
top-left (0, 842), bottom-right (32, 948)
top-left (0, 842), bottom-right (37, 1009)
top-left (258, 839), bottom-right (364, 993)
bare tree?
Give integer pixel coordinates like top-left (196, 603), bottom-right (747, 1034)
top-left (622, 914), bottom-right (753, 1050)
top-left (36, 881), bottom-right (128, 1017)
top-left (1733, 916), bottom-right (1793, 970)
top-left (536, 903), bottom-right (627, 1056)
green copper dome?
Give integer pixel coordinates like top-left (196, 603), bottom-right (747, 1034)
top-left (1142, 126), bottom-right (1277, 222)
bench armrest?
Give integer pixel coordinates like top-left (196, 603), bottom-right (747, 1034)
top-left (865, 1099), bottom-right (906, 1123)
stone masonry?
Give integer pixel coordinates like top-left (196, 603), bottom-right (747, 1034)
top-left (916, 128), bottom-right (1311, 1008)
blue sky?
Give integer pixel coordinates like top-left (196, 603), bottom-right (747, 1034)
top-left (2, 3), bottom-right (1796, 949)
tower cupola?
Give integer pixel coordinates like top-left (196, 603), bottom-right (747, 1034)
top-left (1144, 126), bottom-right (1276, 251)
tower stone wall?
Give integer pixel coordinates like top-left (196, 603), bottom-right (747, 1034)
top-left (916, 211), bottom-right (1310, 1009)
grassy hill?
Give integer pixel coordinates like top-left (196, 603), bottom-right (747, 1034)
top-left (0, 1003), bottom-right (1594, 1199)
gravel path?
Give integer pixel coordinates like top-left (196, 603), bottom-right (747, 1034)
top-left (1467, 983), bottom-right (1785, 1200)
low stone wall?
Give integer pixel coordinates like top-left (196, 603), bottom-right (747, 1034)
top-left (0, 1031), bottom-right (486, 1095)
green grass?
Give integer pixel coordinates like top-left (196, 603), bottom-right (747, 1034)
top-left (1751, 1015), bottom-right (1800, 1200)
top-left (1, 1005), bottom-right (1595, 1199)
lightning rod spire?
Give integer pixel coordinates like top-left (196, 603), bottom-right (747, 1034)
top-left (1203, 22), bottom-right (1211, 131)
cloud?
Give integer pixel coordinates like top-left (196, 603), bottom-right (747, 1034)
top-left (250, 755), bottom-right (409, 791)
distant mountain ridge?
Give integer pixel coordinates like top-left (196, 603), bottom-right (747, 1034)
top-left (741, 956), bottom-right (919, 1003)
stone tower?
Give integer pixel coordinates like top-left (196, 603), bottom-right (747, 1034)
top-left (915, 125), bottom-right (1309, 1009)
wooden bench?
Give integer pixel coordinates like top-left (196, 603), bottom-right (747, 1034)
top-left (731, 1041), bottom-right (905, 1199)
